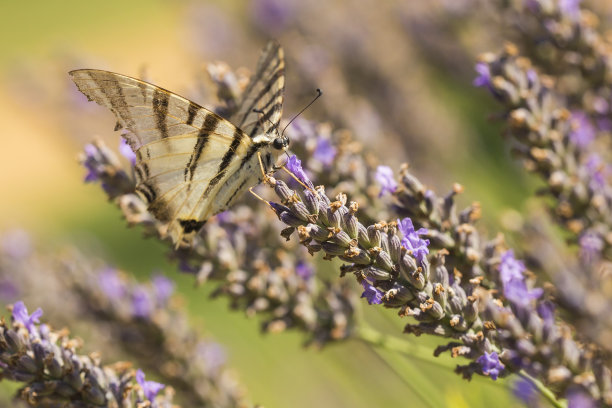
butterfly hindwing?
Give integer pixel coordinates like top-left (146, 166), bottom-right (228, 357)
top-left (70, 69), bottom-right (254, 245)
top-left (231, 41), bottom-right (285, 138)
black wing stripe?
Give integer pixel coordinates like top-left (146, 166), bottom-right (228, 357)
top-left (184, 113), bottom-right (219, 181)
top-left (152, 90), bottom-right (170, 139)
top-left (186, 101), bottom-right (199, 126)
top-left (236, 57), bottom-right (283, 128)
top-left (203, 128), bottom-right (244, 196)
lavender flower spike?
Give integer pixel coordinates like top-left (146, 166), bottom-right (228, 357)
top-left (286, 154), bottom-right (314, 189)
top-left (12, 300), bottom-right (42, 334)
top-left (136, 369), bottom-right (166, 401)
top-left (397, 217), bottom-right (429, 264)
top-left (476, 351), bottom-right (504, 380)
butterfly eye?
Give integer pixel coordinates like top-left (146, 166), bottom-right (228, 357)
top-left (273, 138), bottom-right (287, 150)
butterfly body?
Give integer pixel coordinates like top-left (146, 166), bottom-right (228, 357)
top-left (70, 41), bottom-right (286, 246)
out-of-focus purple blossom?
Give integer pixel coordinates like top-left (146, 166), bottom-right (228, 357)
top-left (152, 275), bottom-right (174, 305)
top-left (499, 250), bottom-right (542, 307)
top-left (523, 0), bottom-right (540, 13)
top-left (197, 341), bottom-right (227, 375)
top-left (593, 97), bottom-right (609, 115)
top-left (596, 117), bottom-right (612, 132)
top-left (360, 280), bottom-right (383, 305)
top-left (375, 165), bottom-right (398, 197)
top-left (285, 154), bottom-right (314, 189)
top-left (83, 143), bottom-right (102, 182)
top-left (513, 378), bottom-right (538, 404)
top-left (579, 231), bottom-right (604, 264)
top-left (132, 286), bottom-right (153, 318)
top-left (569, 111), bottom-right (596, 148)
top-left (119, 136), bottom-right (136, 165)
top-left (1, 229), bottom-right (31, 259)
top-left (313, 138), bottom-right (337, 167)
top-left (566, 387), bottom-right (596, 408)
top-left (296, 260), bottom-right (314, 281)
top-left (473, 62), bottom-right (492, 89)
top-left (250, 0), bottom-right (296, 35)
top-left (98, 268), bottom-right (126, 300)
top-left (397, 218), bottom-right (429, 263)
top-left (12, 301), bottom-right (42, 334)
top-left (136, 369), bottom-right (165, 401)
top-left (0, 279), bottom-right (19, 301)
top-left (559, 0), bottom-right (582, 21)
top-left (477, 351), bottom-right (504, 380)
top-left (584, 154), bottom-right (609, 191)
top-left (537, 301), bottom-right (555, 324)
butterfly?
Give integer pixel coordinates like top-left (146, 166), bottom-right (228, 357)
top-left (70, 41), bottom-right (287, 247)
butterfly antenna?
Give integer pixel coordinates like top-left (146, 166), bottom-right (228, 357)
top-left (281, 88), bottom-right (322, 136)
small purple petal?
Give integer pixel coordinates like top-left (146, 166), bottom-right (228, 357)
top-left (569, 111), bottom-right (596, 148)
top-left (499, 250), bottom-right (526, 284)
top-left (12, 301), bottom-right (42, 334)
top-left (83, 144), bottom-right (101, 182)
top-left (152, 275), bottom-right (174, 305)
top-left (579, 231), bottom-right (603, 264)
top-left (119, 137), bottom-right (136, 165)
top-left (375, 165), bottom-right (398, 197)
top-left (397, 218), bottom-right (430, 264)
top-left (295, 260), bottom-right (314, 281)
top-left (132, 287), bottom-right (153, 319)
top-left (98, 268), bottom-right (126, 300)
top-left (566, 387), bottom-right (596, 408)
top-left (313, 138), bottom-right (337, 167)
top-left (477, 351), bottom-right (504, 380)
top-left (513, 378), bottom-right (537, 403)
top-left (360, 280), bottom-right (383, 305)
top-left (136, 369), bottom-right (165, 401)
top-left (473, 62), bottom-right (491, 88)
top-left (285, 155), bottom-right (314, 189)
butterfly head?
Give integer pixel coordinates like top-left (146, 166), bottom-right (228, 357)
top-left (272, 135), bottom-right (289, 150)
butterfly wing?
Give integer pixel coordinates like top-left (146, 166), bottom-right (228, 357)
top-left (231, 41), bottom-right (285, 138)
top-left (70, 69), bottom-right (255, 246)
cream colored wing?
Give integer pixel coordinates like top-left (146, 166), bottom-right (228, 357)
top-left (69, 69), bottom-right (256, 246)
top-left (231, 41), bottom-right (285, 138)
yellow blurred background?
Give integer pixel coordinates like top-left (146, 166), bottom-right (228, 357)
top-left (0, 1), bottom-right (539, 406)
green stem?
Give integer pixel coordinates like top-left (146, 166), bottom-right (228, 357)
top-left (355, 324), bottom-right (454, 369)
top-left (518, 370), bottom-right (566, 408)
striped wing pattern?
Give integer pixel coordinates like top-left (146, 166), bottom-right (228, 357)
top-left (70, 69), bottom-right (256, 246)
top-left (231, 41), bottom-right (285, 138)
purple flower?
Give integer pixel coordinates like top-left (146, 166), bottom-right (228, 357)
top-left (132, 287), bottom-right (153, 318)
top-left (579, 231), bottom-right (603, 264)
top-left (250, 0), bottom-right (296, 35)
top-left (375, 165), bottom-right (398, 197)
top-left (285, 154), bottom-right (314, 189)
top-left (499, 250), bottom-right (526, 284)
top-left (566, 387), bottom-right (596, 408)
top-left (98, 268), bottom-right (126, 300)
top-left (537, 301), bottom-right (555, 324)
top-left (585, 154), bottom-right (609, 191)
top-left (477, 351), bottom-right (504, 380)
top-left (360, 280), bottom-right (383, 305)
top-left (473, 62), bottom-right (492, 89)
top-left (152, 275), bottom-right (174, 305)
top-left (313, 138), bottom-right (337, 167)
top-left (136, 369), bottom-right (165, 401)
top-left (12, 301), bottom-right (42, 334)
top-left (499, 250), bottom-right (542, 307)
top-left (513, 378), bottom-right (537, 404)
top-left (296, 260), bottom-right (314, 281)
top-left (397, 218), bottom-right (430, 263)
top-left (83, 144), bottom-right (101, 182)
top-left (569, 111), bottom-right (596, 148)
top-left (119, 137), bottom-right (136, 165)
top-left (559, 0), bottom-right (581, 21)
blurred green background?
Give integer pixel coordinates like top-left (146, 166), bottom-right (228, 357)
top-left (0, 1), bottom-right (549, 407)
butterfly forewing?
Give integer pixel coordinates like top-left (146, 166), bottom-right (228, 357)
top-left (70, 41), bottom-right (286, 247)
top-left (231, 41), bottom-right (285, 138)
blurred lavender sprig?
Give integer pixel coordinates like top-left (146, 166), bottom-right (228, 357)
top-left (0, 301), bottom-right (175, 407)
top-left (0, 232), bottom-right (247, 407)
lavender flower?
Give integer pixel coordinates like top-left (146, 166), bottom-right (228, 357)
top-left (83, 143), bottom-right (102, 182)
top-left (579, 232), bottom-right (604, 264)
top-left (12, 300), bottom-right (42, 334)
top-left (136, 369), bottom-right (165, 401)
top-left (397, 217), bottom-right (429, 264)
top-left (473, 62), bottom-right (491, 89)
top-left (152, 274), bottom-right (175, 305)
top-left (313, 138), bottom-right (337, 167)
top-left (375, 165), bottom-right (397, 197)
top-left (559, 0), bottom-right (581, 21)
top-left (513, 378), bottom-right (538, 404)
top-left (569, 111), bottom-right (595, 148)
top-left (286, 154), bottom-right (314, 189)
top-left (119, 135), bottom-right (136, 165)
top-left (360, 280), bottom-right (383, 305)
top-left (98, 267), bottom-right (126, 299)
top-left (476, 352), bottom-right (504, 380)
top-left (132, 286), bottom-right (153, 318)
top-left (296, 260), bottom-right (314, 281)
top-left (499, 250), bottom-right (542, 307)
